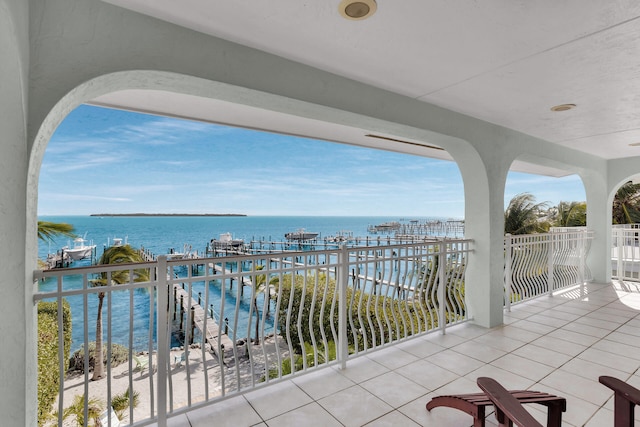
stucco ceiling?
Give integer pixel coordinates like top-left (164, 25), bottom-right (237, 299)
top-left (100, 0), bottom-right (640, 169)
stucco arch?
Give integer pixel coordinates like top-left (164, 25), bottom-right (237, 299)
top-left (508, 152), bottom-right (612, 282)
top-left (28, 69), bottom-right (494, 218)
top-left (28, 69), bottom-right (507, 329)
top-left (609, 173), bottom-right (640, 221)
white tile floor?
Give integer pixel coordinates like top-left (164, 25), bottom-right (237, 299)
top-left (159, 281), bottom-right (640, 426)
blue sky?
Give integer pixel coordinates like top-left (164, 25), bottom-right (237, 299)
top-left (38, 104), bottom-right (586, 217)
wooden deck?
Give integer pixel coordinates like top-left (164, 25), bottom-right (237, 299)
top-left (141, 248), bottom-right (237, 358)
top-left (173, 283), bottom-right (235, 359)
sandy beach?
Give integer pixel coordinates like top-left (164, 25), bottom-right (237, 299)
top-left (56, 337), bottom-right (289, 426)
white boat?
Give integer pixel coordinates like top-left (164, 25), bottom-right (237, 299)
top-left (368, 221), bottom-right (401, 234)
top-left (167, 243), bottom-right (195, 259)
top-left (111, 237), bottom-right (124, 247)
top-left (285, 229), bottom-right (319, 241)
top-left (326, 230), bottom-right (353, 243)
top-left (64, 235), bottom-right (96, 261)
top-left (211, 232), bottom-right (244, 249)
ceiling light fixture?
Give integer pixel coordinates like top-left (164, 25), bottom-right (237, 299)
top-left (339, 0), bottom-right (377, 20)
top-left (550, 103), bottom-right (576, 112)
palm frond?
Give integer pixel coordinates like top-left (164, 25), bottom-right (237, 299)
top-left (504, 193), bottom-right (550, 235)
top-left (37, 221), bottom-right (76, 242)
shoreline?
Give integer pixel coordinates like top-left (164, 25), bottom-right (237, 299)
top-left (90, 213), bottom-right (247, 217)
top-left (56, 337), bottom-right (288, 426)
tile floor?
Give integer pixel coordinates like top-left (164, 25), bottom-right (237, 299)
top-left (160, 281), bottom-right (640, 426)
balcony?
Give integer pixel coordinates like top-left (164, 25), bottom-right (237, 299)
top-left (34, 231), bottom-right (639, 426)
top-left (160, 280), bottom-right (640, 427)
top-left (35, 240), bottom-right (471, 425)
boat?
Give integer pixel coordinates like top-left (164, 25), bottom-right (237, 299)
top-left (325, 230), bottom-right (353, 243)
top-left (210, 232), bottom-right (245, 249)
top-left (64, 234), bottom-right (96, 261)
top-left (368, 221), bottom-right (401, 234)
top-left (285, 229), bottom-right (319, 241)
top-left (111, 237), bottom-right (124, 247)
top-left (167, 243), bottom-right (196, 260)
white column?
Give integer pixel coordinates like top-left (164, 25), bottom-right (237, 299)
top-left (454, 148), bottom-right (511, 328)
top-left (582, 173), bottom-right (611, 283)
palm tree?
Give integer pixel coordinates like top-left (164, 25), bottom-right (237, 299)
top-left (251, 264), bottom-right (268, 345)
top-left (612, 181), bottom-right (640, 224)
top-left (504, 193), bottom-right (550, 235)
top-left (37, 221), bottom-right (76, 242)
top-left (552, 201), bottom-right (587, 227)
top-left (90, 245), bottom-right (149, 380)
top-left (37, 221), bottom-right (76, 268)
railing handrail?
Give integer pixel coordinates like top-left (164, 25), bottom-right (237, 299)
top-left (34, 240), bottom-right (472, 425)
top-left (611, 226), bottom-right (640, 281)
top-left (504, 230), bottom-right (594, 308)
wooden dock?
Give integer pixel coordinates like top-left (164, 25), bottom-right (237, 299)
top-left (210, 263), bottom-right (255, 288)
top-left (139, 249), bottom-right (237, 358)
top-left (173, 283), bottom-right (235, 359)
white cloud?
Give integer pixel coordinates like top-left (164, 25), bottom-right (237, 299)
top-left (41, 193), bottom-right (132, 202)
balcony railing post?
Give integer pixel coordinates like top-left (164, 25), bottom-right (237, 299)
top-left (504, 234), bottom-right (512, 312)
top-left (617, 228), bottom-right (624, 280)
top-left (547, 233), bottom-right (555, 297)
top-left (438, 240), bottom-right (446, 334)
top-left (338, 245), bottom-right (348, 370)
top-left (578, 231), bottom-right (585, 286)
top-left (156, 255), bottom-right (168, 426)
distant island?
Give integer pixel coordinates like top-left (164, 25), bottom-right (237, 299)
top-left (91, 213), bottom-right (247, 217)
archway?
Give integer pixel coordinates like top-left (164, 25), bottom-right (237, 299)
top-left (29, 72), bottom-right (496, 332)
top-left (29, 72), bottom-right (506, 422)
top-left (610, 175), bottom-right (640, 282)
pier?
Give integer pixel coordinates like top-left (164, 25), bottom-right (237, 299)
top-left (140, 248), bottom-right (237, 358)
top-left (172, 283), bottom-right (235, 359)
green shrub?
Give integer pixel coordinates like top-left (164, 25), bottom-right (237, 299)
top-left (265, 340), bottom-right (339, 380)
top-left (112, 387), bottom-right (140, 419)
top-left (274, 273), bottom-right (341, 352)
top-left (68, 342), bottom-right (129, 372)
top-left (60, 394), bottom-right (104, 426)
top-left (37, 300), bottom-right (71, 426)
top-left (274, 272), bottom-right (435, 360)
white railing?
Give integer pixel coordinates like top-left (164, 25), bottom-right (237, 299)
top-left (504, 229), bottom-right (593, 309)
top-left (612, 225), bottom-right (640, 281)
top-left (33, 239), bottom-right (471, 425)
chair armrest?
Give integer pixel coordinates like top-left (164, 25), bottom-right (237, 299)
top-left (477, 377), bottom-right (543, 427)
top-left (599, 376), bottom-right (640, 406)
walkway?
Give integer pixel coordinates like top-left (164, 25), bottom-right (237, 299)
top-left (156, 280), bottom-right (640, 426)
top-left (173, 284), bottom-right (235, 358)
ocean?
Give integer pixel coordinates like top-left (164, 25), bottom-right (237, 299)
top-left (37, 215), bottom-right (423, 260)
top-left (37, 215), bottom-right (458, 352)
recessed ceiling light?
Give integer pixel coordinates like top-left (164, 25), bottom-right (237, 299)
top-left (550, 103), bottom-right (576, 112)
top-left (339, 0), bottom-right (377, 20)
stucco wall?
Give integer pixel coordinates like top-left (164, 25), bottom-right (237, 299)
top-left (1, 0), bottom-right (32, 425)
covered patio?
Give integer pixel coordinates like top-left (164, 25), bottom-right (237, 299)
top-left (162, 281), bottom-right (640, 427)
top-left (3, 1), bottom-right (640, 426)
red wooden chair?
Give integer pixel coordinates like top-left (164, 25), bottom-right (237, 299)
top-left (477, 377), bottom-right (544, 427)
top-left (426, 377), bottom-right (565, 427)
top-left (599, 376), bottom-right (640, 427)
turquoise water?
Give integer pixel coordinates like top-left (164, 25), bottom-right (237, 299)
top-left (37, 215), bottom-right (450, 352)
top-left (37, 215), bottom-right (415, 260)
